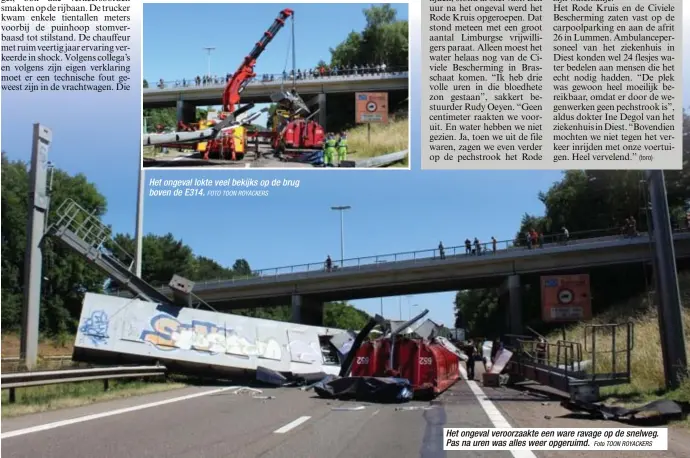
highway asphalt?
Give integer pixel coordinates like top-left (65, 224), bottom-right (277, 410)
top-left (1, 380), bottom-right (513, 458)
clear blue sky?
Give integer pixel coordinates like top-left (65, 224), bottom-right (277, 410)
top-left (2, 9), bottom-right (688, 329)
top-left (143, 3), bottom-right (408, 82)
top-left (142, 169), bottom-right (564, 326)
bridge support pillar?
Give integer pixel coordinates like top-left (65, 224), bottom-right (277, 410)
top-left (176, 99), bottom-right (196, 125)
top-left (317, 93), bottom-right (327, 131)
top-left (291, 294), bottom-right (324, 326)
top-left (500, 275), bottom-right (522, 335)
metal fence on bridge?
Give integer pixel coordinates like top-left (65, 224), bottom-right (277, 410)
top-left (144, 67), bottom-right (409, 91)
top-left (102, 226), bottom-right (689, 296)
top-left (197, 227), bottom-right (635, 281)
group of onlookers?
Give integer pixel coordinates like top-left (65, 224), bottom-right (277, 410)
top-left (154, 63), bottom-right (404, 89)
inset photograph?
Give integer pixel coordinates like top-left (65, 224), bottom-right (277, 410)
top-left (142, 3), bottom-right (410, 169)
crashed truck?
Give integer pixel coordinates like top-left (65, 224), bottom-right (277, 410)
top-left (75, 292), bottom-right (468, 398)
top-left (56, 199), bottom-right (467, 395)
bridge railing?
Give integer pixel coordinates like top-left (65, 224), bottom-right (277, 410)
top-left (197, 227), bottom-right (655, 285)
top-left (144, 67), bottom-right (409, 92)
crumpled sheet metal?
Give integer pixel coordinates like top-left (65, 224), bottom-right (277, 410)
top-left (313, 376), bottom-right (413, 403)
top-left (256, 366), bottom-right (329, 387)
top-left (561, 398), bottom-right (687, 424)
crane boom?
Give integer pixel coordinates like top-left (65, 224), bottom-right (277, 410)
top-left (142, 9), bottom-right (298, 153)
top-left (221, 8), bottom-right (294, 113)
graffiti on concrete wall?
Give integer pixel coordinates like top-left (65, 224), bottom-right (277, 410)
top-left (139, 313), bottom-right (283, 359)
top-left (80, 310), bottom-right (110, 346)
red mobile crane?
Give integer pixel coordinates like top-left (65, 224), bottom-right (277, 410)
top-left (222, 8), bottom-right (293, 116)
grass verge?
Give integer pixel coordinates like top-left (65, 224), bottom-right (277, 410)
top-left (2, 332), bottom-right (74, 357)
top-left (346, 117), bottom-right (409, 163)
top-left (1, 377), bottom-right (187, 418)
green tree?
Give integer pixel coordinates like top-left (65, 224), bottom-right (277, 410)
top-left (328, 5), bottom-right (408, 68)
top-left (323, 301), bottom-right (370, 330)
top-left (1, 154), bottom-right (108, 334)
top-left (232, 259), bottom-right (252, 277)
top-left (455, 112), bottom-right (690, 337)
top-left (143, 79), bottom-right (149, 88)
top-left (111, 233), bottom-right (195, 287)
top-left (143, 107), bottom-right (177, 131)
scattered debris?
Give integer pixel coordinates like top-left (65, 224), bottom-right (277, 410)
top-left (256, 366), bottom-right (288, 386)
top-left (301, 374), bottom-right (337, 391)
top-left (290, 372), bottom-right (330, 386)
top-left (561, 399), bottom-right (687, 424)
top-left (489, 348), bottom-right (513, 374)
top-left (231, 387), bottom-right (263, 395)
top-left (544, 415), bottom-right (552, 420)
top-left (395, 406), bottom-right (435, 411)
top-left (434, 336), bottom-right (468, 361)
top-left (330, 331), bottom-right (357, 356)
top-left (314, 376), bottom-right (414, 403)
top-left (331, 405), bottom-right (366, 411)
top-left (253, 395), bottom-right (276, 400)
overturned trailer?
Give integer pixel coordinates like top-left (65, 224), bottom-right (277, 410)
top-left (74, 293), bottom-right (347, 379)
top-left (49, 199), bottom-right (349, 379)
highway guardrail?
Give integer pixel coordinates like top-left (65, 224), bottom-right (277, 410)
top-left (1, 365), bottom-right (167, 403)
top-left (354, 150), bottom-right (408, 168)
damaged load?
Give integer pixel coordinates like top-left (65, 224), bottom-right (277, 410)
top-left (74, 293), bottom-right (349, 380)
top-left (310, 309), bottom-right (469, 402)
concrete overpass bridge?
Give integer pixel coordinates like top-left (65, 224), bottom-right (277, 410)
top-left (140, 229), bottom-right (690, 327)
top-left (143, 70), bottom-right (409, 129)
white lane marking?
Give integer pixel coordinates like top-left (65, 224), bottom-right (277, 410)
top-left (459, 366), bottom-right (538, 458)
top-left (273, 416), bottom-right (311, 434)
top-left (1, 386), bottom-right (239, 440)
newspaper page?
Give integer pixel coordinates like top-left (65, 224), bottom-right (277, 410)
top-left (422, 0), bottom-right (684, 169)
top-left (0, 1), bottom-right (689, 456)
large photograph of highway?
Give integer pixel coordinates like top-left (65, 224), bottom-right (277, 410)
top-left (141, 3), bottom-right (410, 168)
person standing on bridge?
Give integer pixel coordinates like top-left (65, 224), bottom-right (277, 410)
top-left (561, 226), bottom-right (570, 243)
top-left (325, 255), bottom-right (333, 272)
top-left (465, 238), bottom-right (472, 255)
top-left (337, 132), bottom-right (348, 164)
top-left (438, 242), bottom-right (446, 260)
top-left (491, 236), bottom-right (497, 253)
top-left (530, 229), bottom-right (538, 248)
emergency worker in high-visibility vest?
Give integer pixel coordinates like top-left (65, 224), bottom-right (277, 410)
top-left (337, 132), bottom-right (348, 163)
top-left (324, 133), bottom-right (337, 166)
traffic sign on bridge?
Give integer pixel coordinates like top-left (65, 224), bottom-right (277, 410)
top-left (540, 274), bottom-right (592, 322)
